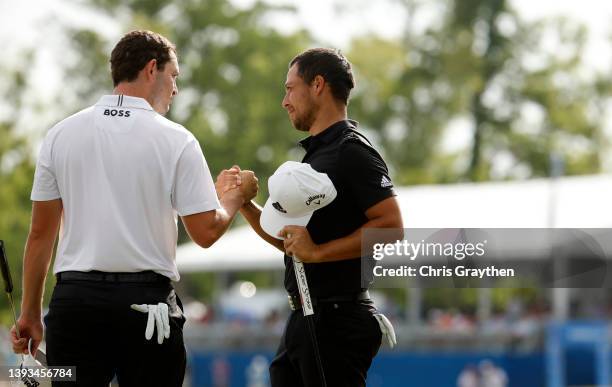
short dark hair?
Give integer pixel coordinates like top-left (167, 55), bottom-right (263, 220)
top-left (110, 30), bottom-right (176, 87)
top-left (289, 48), bottom-right (355, 105)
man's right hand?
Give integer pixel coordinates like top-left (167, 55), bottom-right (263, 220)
top-left (11, 315), bottom-right (43, 355)
top-left (215, 166), bottom-right (241, 197)
top-left (216, 167), bottom-right (258, 206)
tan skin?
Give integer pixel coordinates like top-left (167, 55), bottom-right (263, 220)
top-left (239, 63), bottom-right (403, 262)
top-left (11, 54), bottom-right (258, 355)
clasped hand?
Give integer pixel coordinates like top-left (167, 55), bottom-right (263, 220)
top-left (215, 165), bottom-right (258, 204)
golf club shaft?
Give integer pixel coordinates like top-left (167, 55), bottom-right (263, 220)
top-left (0, 241), bottom-right (19, 338)
top-left (291, 246), bottom-right (327, 387)
top-left (0, 242), bottom-right (28, 362)
top-left (7, 293), bottom-right (20, 339)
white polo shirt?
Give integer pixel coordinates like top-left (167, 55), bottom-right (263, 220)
top-left (31, 95), bottom-right (220, 281)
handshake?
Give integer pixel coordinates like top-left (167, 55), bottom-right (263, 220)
top-left (215, 165), bottom-right (259, 205)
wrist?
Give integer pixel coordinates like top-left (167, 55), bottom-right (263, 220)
top-left (240, 199), bottom-right (255, 210)
top-left (221, 192), bottom-right (243, 210)
top-left (19, 308), bottom-right (42, 322)
top-left (312, 244), bottom-right (325, 263)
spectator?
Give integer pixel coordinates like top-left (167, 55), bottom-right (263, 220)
top-left (479, 360), bottom-right (508, 387)
top-left (457, 364), bottom-right (479, 387)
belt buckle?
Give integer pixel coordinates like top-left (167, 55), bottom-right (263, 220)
top-left (287, 295), bottom-right (297, 311)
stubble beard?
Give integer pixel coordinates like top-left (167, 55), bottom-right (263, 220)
top-left (292, 100), bottom-right (318, 132)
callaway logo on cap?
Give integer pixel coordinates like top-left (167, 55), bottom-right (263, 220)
top-left (260, 161), bottom-right (337, 239)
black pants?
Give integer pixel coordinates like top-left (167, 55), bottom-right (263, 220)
top-left (44, 276), bottom-right (186, 387)
top-left (270, 300), bottom-right (382, 387)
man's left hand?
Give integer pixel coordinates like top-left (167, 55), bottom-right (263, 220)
top-left (279, 226), bottom-right (321, 263)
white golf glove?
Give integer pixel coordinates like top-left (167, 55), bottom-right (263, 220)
top-left (374, 313), bottom-right (397, 349)
top-left (130, 303), bottom-right (170, 344)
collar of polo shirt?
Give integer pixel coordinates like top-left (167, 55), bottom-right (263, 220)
top-left (298, 119), bottom-right (359, 151)
top-left (95, 95), bottom-right (154, 111)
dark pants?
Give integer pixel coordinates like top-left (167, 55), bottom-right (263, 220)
top-left (270, 300), bottom-right (382, 387)
top-left (44, 274), bottom-right (187, 387)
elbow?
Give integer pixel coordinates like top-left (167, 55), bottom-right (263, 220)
top-left (389, 213), bottom-right (404, 229)
top-left (377, 213), bottom-right (404, 242)
top-left (183, 209), bottom-right (228, 249)
top-left (195, 239), bottom-right (213, 249)
top-left (379, 212), bottom-right (403, 230)
top-left (390, 215), bottom-right (404, 241)
top-left (195, 232), bottom-right (218, 249)
top-left (195, 227), bottom-right (224, 249)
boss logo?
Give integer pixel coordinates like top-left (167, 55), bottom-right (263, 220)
top-left (103, 109), bottom-right (131, 117)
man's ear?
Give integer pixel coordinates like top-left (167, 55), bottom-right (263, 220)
top-left (143, 59), bottom-right (158, 81)
top-left (312, 75), bottom-right (325, 96)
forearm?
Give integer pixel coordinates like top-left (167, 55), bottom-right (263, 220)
top-left (207, 195), bottom-right (243, 245)
top-left (316, 213), bottom-right (403, 263)
top-left (240, 201), bottom-right (285, 252)
top-left (21, 233), bottom-right (55, 319)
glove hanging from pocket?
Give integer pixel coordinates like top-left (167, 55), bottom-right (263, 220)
top-left (373, 313), bottom-right (397, 349)
top-left (130, 303), bottom-right (170, 344)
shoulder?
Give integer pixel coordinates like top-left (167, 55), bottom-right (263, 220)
top-left (337, 130), bottom-right (390, 176)
top-left (148, 113), bottom-right (198, 146)
top-left (339, 128), bottom-right (372, 146)
top-left (155, 114), bottom-right (193, 136)
top-left (152, 113), bottom-right (187, 132)
top-left (338, 130), bottom-right (380, 160)
top-left (46, 105), bottom-right (96, 139)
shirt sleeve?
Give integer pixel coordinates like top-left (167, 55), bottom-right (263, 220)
top-left (338, 140), bottom-right (396, 212)
top-left (31, 132), bottom-right (61, 201)
top-left (172, 137), bottom-right (221, 216)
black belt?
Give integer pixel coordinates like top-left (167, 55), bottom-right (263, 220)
top-left (288, 290), bottom-right (370, 311)
top-left (56, 270), bottom-right (170, 284)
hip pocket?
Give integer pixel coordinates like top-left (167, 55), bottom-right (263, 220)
top-left (167, 290), bottom-right (186, 329)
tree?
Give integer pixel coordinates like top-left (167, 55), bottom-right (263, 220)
top-left (0, 56), bottom-right (42, 322)
top-left (51, 0), bottom-right (317, 300)
top-left (64, 0), bottom-right (312, 186)
top-left (348, 0), bottom-right (609, 183)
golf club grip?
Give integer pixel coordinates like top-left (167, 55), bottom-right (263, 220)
top-left (0, 240), bottom-right (14, 294)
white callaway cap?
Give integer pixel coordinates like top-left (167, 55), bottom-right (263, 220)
top-left (260, 161), bottom-right (337, 239)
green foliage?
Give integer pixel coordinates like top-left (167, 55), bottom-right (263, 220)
top-left (0, 0), bottom-right (610, 312)
top-left (66, 0), bottom-right (311, 185)
top-left (46, 0), bottom-right (315, 303)
top-left (348, 0), bottom-right (608, 183)
top-left (0, 61), bottom-right (43, 324)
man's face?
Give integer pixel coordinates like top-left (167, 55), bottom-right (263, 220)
top-left (282, 64), bottom-right (318, 132)
top-left (151, 51), bottom-right (179, 115)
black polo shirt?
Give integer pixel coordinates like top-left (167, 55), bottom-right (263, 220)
top-left (284, 119), bottom-right (396, 298)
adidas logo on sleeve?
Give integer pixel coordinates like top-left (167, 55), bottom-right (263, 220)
top-left (380, 175), bottom-right (393, 188)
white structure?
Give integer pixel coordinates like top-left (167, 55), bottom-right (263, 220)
top-left (177, 174), bottom-right (612, 273)
top-left (176, 174), bottom-right (612, 322)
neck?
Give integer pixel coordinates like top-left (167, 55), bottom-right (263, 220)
top-left (113, 83), bottom-right (152, 105)
top-left (308, 104), bottom-right (347, 136)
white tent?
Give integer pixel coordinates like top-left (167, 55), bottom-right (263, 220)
top-left (177, 225), bottom-right (283, 272)
top-left (176, 174), bottom-right (612, 273)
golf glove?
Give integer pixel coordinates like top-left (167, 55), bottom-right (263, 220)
top-left (130, 303), bottom-right (170, 344)
top-left (11, 340), bottom-right (51, 387)
top-left (374, 313), bottom-right (397, 349)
